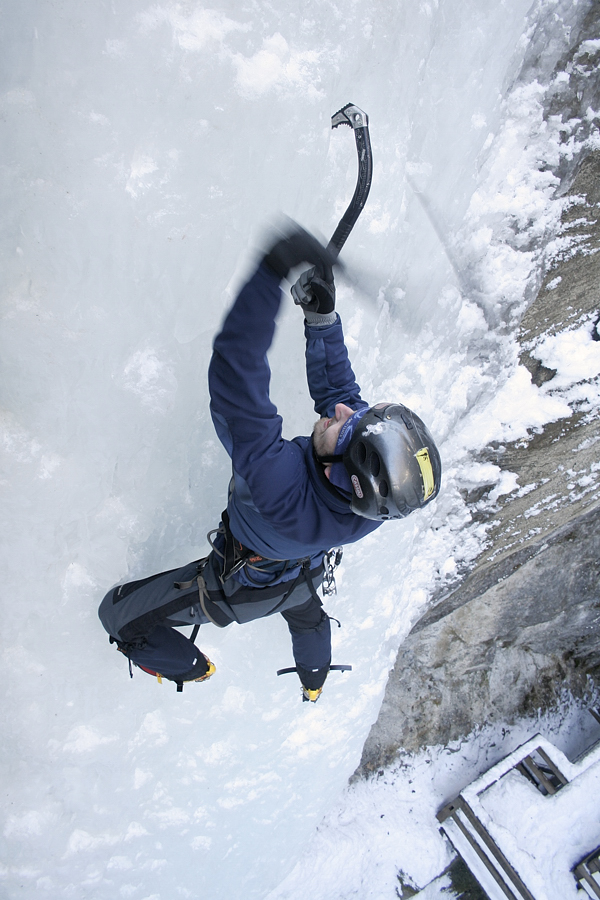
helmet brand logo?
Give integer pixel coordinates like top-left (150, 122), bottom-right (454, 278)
top-left (351, 474), bottom-right (364, 498)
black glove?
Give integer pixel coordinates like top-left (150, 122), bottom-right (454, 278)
top-left (263, 224), bottom-right (335, 283)
top-left (290, 266), bottom-right (336, 314)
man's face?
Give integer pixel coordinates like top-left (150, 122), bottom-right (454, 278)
top-left (312, 403), bottom-right (355, 460)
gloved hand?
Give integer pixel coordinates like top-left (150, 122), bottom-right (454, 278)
top-left (291, 266), bottom-right (336, 315)
top-left (262, 223), bottom-right (335, 283)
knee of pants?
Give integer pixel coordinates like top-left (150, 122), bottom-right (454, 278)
top-left (289, 614), bottom-right (331, 671)
top-left (281, 595), bottom-right (324, 632)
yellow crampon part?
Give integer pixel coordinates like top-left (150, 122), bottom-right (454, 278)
top-left (194, 658), bottom-right (216, 683)
top-left (302, 685), bottom-right (323, 703)
top-left (150, 659), bottom-right (215, 687)
top-left (415, 447), bottom-right (435, 501)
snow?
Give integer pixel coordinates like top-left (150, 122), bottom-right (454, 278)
top-left (267, 705), bottom-right (600, 899)
top-left (1, 0), bottom-right (599, 898)
top-left (536, 323), bottom-right (600, 387)
top-left (459, 733), bottom-right (600, 899)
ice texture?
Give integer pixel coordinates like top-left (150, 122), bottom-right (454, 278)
top-left (1, 1), bottom-right (597, 898)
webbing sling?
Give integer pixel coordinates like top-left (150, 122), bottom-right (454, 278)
top-left (177, 561), bottom-right (324, 627)
top-left (210, 510), bottom-right (292, 586)
top-left (263, 559), bottom-right (322, 618)
top-left (173, 570), bottom-right (231, 628)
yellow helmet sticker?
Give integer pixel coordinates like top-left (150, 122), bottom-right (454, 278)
top-left (416, 447), bottom-right (435, 500)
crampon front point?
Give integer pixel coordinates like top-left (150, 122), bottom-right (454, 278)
top-left (277, 664), bottom-right (352, 702)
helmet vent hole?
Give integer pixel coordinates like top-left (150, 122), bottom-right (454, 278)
top-left (379, 480), bottom-right (389, 498)
top-left (379, 506), bottom-right (389, 516)
top-left (354, 441), bottom-right (367, 465)
top-left (369, 452), bottom-right (380, 477)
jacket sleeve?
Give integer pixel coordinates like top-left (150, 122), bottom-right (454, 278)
top-left (304, 316), bottom-right (367, 418)
top-left (208, 263), bottom-right (306, 517)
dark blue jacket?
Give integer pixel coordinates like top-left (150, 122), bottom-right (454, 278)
top-left (208, 263), bottom-right (381, 574)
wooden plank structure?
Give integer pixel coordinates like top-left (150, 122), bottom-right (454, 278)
top-left (514, 746), bottom-right (569, 796)
top-left (437, 796), bottom-right (536, 900)
top-left (574, 846), bottom-right (600, 899)
top-left (436, 732), bottom-right (600, 899)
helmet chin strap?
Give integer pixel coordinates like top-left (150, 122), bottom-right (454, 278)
top-left (316, 453), bottom-right (344, 464)
top-left (311, 436), bottom-right (345, 466)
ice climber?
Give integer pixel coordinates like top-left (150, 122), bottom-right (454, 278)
top-left (98, 224), bottom-right (442, 702)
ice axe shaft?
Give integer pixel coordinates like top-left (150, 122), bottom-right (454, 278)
top-left (328, 103), bottom-right (373, 258)
top-left (290, 104), bottom-right (372, 307)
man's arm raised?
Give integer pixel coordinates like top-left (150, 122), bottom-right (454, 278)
top-left (208, 224), bottom-right (337, 512)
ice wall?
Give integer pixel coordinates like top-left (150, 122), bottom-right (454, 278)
top-left (0, 1), bottom-right (588, 898)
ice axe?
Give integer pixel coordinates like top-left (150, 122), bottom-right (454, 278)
top-left (291, 103), bottom-right (372, 305)
top-left (328, 103), bottom-right (373, 258)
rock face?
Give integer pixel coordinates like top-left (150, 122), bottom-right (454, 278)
top-left (357, 14), bottom-right (600, 774)
top-left (359, 506), bottom-right (600, 767)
